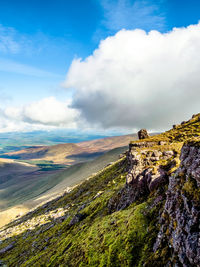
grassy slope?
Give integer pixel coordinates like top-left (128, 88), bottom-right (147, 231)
top-left (0, 114), bottom-right (200, 266)
top-left (26, 146), bottom-right (128, 209)
top-left (0, 157), bottom-right (164, 267)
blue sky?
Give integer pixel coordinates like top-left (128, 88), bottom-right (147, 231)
top-left (0, 0), bottom-right (200, 132)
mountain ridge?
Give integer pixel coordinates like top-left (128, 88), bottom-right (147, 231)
top-left (0, 114), bottom-right (200, 266)
top-left (1, 133), bottom-right (138, 164)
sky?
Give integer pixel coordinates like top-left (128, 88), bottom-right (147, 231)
top-left (0, 0), bottom-right (200, 133)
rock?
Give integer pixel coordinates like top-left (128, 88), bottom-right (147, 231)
top-left (0, 242), bottom-right (15, 254)
top-left (56, 215), bottom-right (67, 223)
top-left (108, 145), bottom-right (171, 211)
top-left (163, 151), bottom-right (174, 157)
top-left (154, 141), bottom-right (200, 266)
top-left (150, 156), bottom-right (160, 162)
top-left (129, 141), bottom-right (159, 151)
top-left (152, 151), bottom-right (161, 157)
top-left (138, 129), bottom-right (149, 140)
top-left (69, 213), bottom-right (86, 226)
top-left (159, 141), bottom-right (167, 145)
top-left (77, 204), bottom-right (86, 212)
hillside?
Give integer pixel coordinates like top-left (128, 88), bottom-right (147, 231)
top-left (0, 146), bottom-right (127, 228)
top-left (29, 146), bottom-right (129, 207)
top-left (2, 134), bottom-right (137, 164)
top-left (0, 114), bottom-right (200, 266)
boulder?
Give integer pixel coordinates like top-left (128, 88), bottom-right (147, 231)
top-left (69, 213), bottom-right (86, 226)
top-left (138, 129), bottom-right (149, 140)
top-left (192, 114), bottom-right (197, 118)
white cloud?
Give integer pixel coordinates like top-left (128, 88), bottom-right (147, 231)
top-left (64, 23), bottom-right (200, 131)
top-left (23, 97), bottom-right (78, 127)
top-left (4, 106), bottom-right (23, 120)
top-left (0, 117), bottom-right (38, 133)
top-left (0, 97), bottom-right (79, 132)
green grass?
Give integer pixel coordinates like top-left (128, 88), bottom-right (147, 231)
top-left (1, 114), bottom-right (200, 266)
top-left (0, 158), bottom-right (164, 267)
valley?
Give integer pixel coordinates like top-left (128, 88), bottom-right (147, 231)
top-left (0, 133), bottom-right (137, 227)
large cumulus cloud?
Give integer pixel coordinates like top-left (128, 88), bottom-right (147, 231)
top-left (64, 23), bottom-right (200, 130)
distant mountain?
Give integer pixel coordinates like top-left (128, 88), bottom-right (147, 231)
top-left (1, 134), bottom-right (137, 164)
top-left (0, 130), bottom-right (112, 154)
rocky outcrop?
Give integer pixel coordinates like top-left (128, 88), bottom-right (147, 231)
top-left (108, 137), bottom-right (200, 265)
top-left (138, 129), bottom-right (149, 139)
top-left (154, 141), bottom-right (200, 266)
top-left (108, 141), bottom-right (176, 211)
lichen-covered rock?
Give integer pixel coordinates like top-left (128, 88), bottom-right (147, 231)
top-left (154, 141), bottom-right (200, 266)
top-left (138, 129), bottom-right (149, 139)
top-left (108, 142), bottom-right (175, 211)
